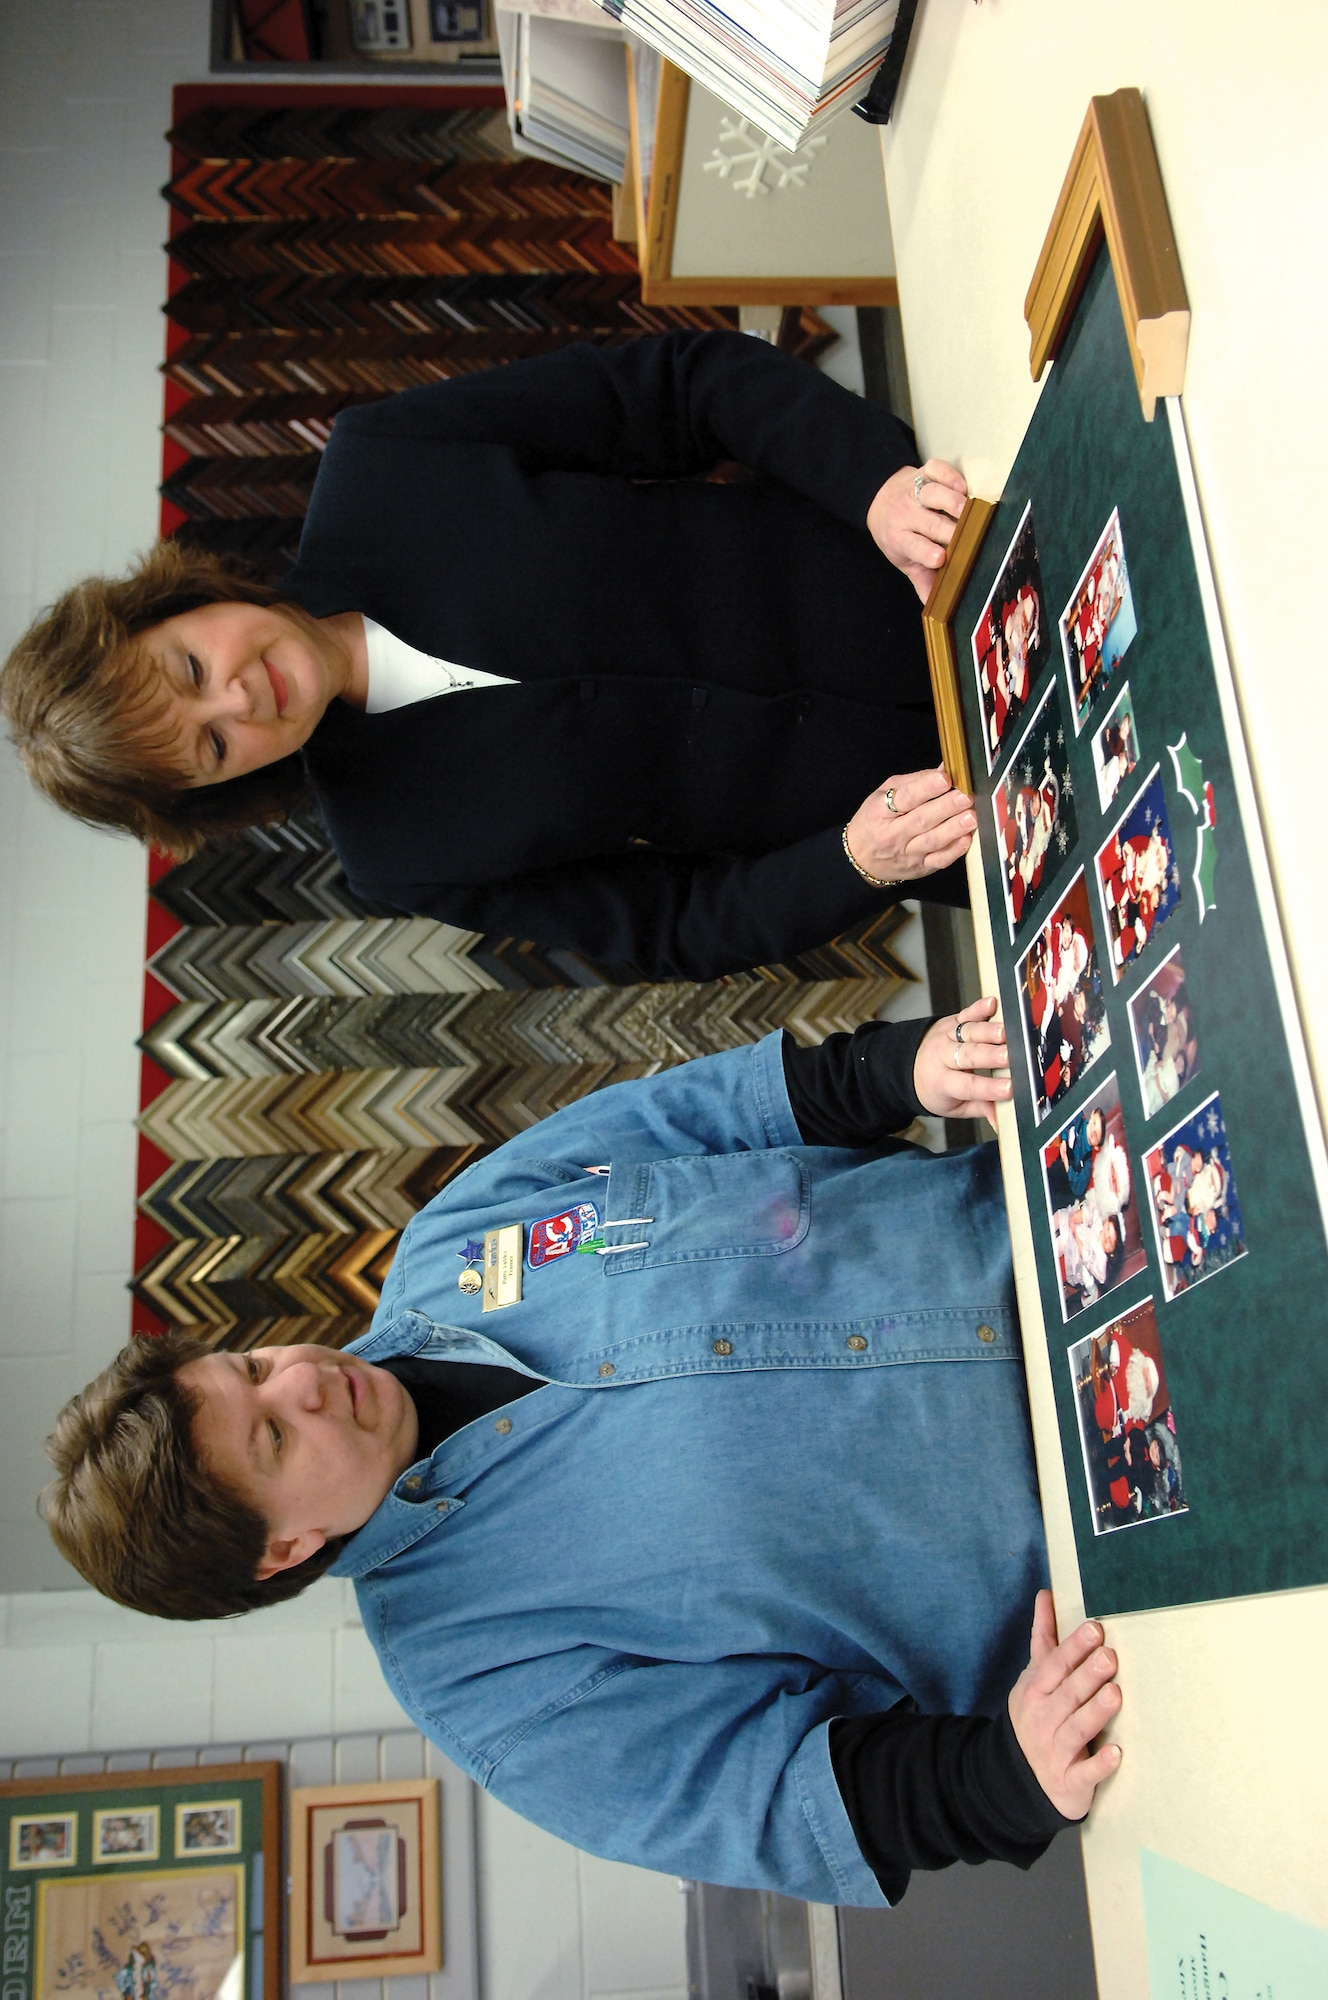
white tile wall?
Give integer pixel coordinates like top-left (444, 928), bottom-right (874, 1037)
top-left (0, 9), bottom-right (685, 1986)
top-left (0, 1581), bottom-right (689, 2000)
top-left (476, 1793), bottom-right (687, 2000)
top-left (0, 0), bottom-right (205, 1594)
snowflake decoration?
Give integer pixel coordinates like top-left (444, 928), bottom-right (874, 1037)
top-left (1061, 765), bottom-right (1073, 798)
top-left (703, 116), bottom-right (826, 199)
top-left (1022, 759), bottom-right (1035, 786)
top-left (1056, 825), bottom-right (1069, 854)
top-left (1206, 1107), bottom-right (1221, 1139)
top-left (1056, 724), bottom-right (1065, 746)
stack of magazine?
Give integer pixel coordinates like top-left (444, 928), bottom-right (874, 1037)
top-left (594, 0), bottom-right (902, 150)
top-left (497, 0), bottom-right (631, 183)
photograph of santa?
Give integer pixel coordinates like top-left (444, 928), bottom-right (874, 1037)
top-left (993, 678), bottom-right (1078, 943)
top-left (1126, 944), bottom-right (1201, 1121)
top-left (1095, 765), bottom-right (1181, 983)
top-left (971, 500), bottom-right (1053, 772)
top-left (1017, 869), bottom-right (1110, 1121)
top-left (1060, 505), bottom-right (1139, 733)
top-left (1042, 1071), bottom-right (1147, 1322)
top-left (1144, 1091), bottom-right (1247, 1302)
top-left (1069, 1296), bottom-right (1187, 1536)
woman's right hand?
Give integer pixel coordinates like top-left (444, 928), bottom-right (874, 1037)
top-left (843, 766), bottom-right (976, 885)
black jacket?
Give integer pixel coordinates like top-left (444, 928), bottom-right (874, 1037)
top-left (285, 329), bottom-right (961, 981)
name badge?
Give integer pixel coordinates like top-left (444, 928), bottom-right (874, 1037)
top-left (482, 1224), bottom-right (524, 1311)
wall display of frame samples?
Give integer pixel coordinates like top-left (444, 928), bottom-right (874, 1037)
top-left (0, 1766), bottom-right (281, 2000)
top-left (287, 1781), bottom-right (442, 1984)
top-left (923, 92), bottom-right (1328, 1616)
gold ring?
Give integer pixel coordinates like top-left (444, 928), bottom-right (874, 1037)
top-left (884, 786), bottom-right (899, 814)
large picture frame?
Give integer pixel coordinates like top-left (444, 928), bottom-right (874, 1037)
top-left (919, 89), bottom-right (1328, 1615)
top-left (0, 1765), bottom-right (281, 2000)
top-left (287, 1780), bottom-right (442, 1984)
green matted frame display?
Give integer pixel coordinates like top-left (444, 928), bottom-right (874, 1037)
top-left (0, 1764), bottom-right (281, 2000)
top-left (923, 91), bottom-right (1328, 1615)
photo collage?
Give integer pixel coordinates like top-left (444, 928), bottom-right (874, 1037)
top-left (7, 1797), bottom-right (242, 1871)
top-left (970, 502), bottom-right (1247, 1540)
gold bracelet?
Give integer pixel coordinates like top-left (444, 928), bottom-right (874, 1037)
top-left (842, 825), bottom-right (900, 890)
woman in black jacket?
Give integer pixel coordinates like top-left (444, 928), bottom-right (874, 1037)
top-left (3, 330), bottom-right (975, 981)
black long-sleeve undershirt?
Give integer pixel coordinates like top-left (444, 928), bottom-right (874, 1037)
top-left (385, 1020), bottom-right (1073, 1905)
top-left (783, 1016), bottom-right (1074, 1899)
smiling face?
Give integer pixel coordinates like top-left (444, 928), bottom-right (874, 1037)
top-left (142, 602), bottom-right (356, 786)
top-left (176, 1346), bottom-right (420, 1578)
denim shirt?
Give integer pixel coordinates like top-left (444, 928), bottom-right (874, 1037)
top-left (331, 1033), bottom-right (1047, 1907)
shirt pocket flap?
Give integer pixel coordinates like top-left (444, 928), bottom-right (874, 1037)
top-left (604, 1151), bottom-right (809, 1273)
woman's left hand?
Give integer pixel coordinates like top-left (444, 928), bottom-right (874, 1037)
top-left (913, 996), bottom-right (1012, 1128)
top-left (867, 459), bottom-right (969, 602)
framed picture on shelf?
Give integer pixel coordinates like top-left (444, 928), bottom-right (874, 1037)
top-left (0, 1765), bottom-right (281, 2000)
top-left (624, 45), bottom-right (898, 307)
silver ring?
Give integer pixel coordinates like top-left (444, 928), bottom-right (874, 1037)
top-left (884, 786), bottom-right (899, 814)
top-left (954, 1021), bottom-right (966, 1046)
top-left (913, 472), bottom-right (926, 503)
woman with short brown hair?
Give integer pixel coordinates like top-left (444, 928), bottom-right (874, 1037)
top-left (3, 330), bottom-right (975, 980)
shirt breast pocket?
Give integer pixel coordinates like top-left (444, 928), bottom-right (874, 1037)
top-left (604, 1151), bottom-right (810, 1273)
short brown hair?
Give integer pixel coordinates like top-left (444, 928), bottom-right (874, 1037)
top-left (42, 1333), bottom-right (339, 1620)
top-left (1, 541), bottom-right (310, 860)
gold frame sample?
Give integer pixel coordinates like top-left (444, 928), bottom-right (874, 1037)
top-left (1024, 88), bottom-right (1189, 420)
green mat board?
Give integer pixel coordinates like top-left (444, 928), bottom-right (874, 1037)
top-left (953, 242), bottom-right (1328, 1614)
top-left (0, 1766), bottom-right (278, 2000)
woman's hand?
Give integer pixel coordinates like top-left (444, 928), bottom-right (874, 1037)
top-left (866, 459), bottom-right (968, 602)
top-left (843, 766), bottom-right (976, 887)
top-left (1008, 1592), bottom-right (1123, 1821)
top-left (912, 996), bottom-right (1012, 1128)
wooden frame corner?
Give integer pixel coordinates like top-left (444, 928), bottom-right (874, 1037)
top-left (627, 48), bottom-right (899, 308)
top-left (1024, 88), bottom-right (1189, 420)
top-left (920, 495), bottom-right (994, 795)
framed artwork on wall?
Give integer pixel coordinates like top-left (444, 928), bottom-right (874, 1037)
top-left (287, 1780), bottom-right (442, 1984)
top-left (0, 1765), bottom-right (281, 2000)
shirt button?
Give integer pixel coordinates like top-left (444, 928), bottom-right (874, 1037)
top-left (976, 1323), bottom-right (997, 1344)
top-left (404, 1475), bottom-right (422, 1491)
top-left (846, 1335), bottom-right (868, 1351)
top-left (712, 1339), bottom-right (733, 1356)
top-left (494, 1417), bottom-right (513, 1435)
top-left (598, 1362), bottom-right (616, 1377)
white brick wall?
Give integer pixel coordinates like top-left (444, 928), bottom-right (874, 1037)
top-left (0, 0), bottom-right (204, 1596)
top-left (0, 1581), bottom-right (688, 2000)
